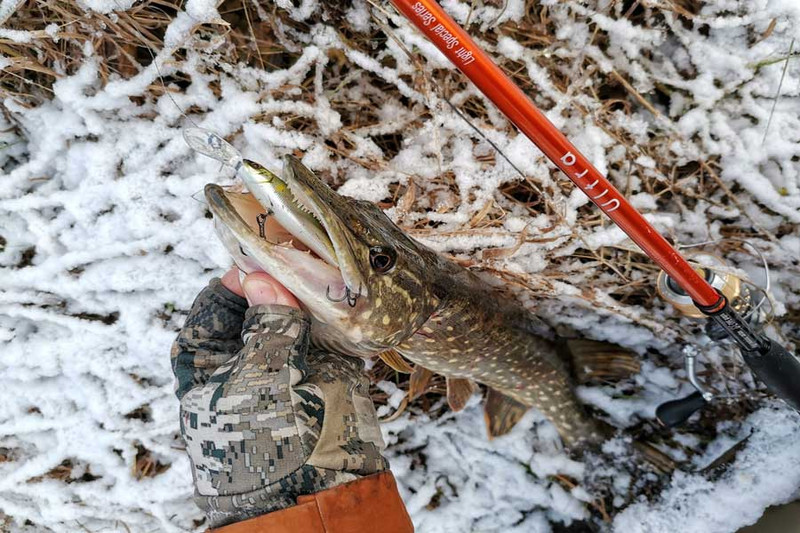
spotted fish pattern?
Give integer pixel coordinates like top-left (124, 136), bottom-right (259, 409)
top-left (171, 280), bottom-right (388, 528)
top-left (394, 262), bottom-right (608, 447)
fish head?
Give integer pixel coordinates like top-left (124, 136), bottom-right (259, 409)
top-left (205, 155), bottom-right (442, 356)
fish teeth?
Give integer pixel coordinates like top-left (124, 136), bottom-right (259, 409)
top-left (290, 194), bottom-right (325, 226)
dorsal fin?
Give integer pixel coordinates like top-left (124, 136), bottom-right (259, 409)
top-left (378, 349), bottom-right (414, 374)
top-left (484, 388), bottom-right (530, 439)
top-left (565, 339), bottom-right (640, 384)
top-left (408, 366), bottom-right (434, 400)
top-left (446, 377), bottom-right (476, 412)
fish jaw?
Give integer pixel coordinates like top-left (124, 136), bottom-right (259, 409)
top-left (281, 156), bottom-right (368, 298)
top-left (204, 184), bottom-right (351, 326)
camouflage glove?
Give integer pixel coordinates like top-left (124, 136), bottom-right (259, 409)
top-left (171, 276), bottom-right (388, 529)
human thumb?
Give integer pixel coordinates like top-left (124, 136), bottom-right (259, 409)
top-left (241, 272), bottom-right (301, 308)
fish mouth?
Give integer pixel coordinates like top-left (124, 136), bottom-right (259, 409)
top-left (204, 156), bottom-right (366, 321)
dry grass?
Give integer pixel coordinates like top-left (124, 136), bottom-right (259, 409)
top-left (26, 458), bottom-right (102, 484)
top-left (132, 444), bottom-right (170, 480)
top-left (2, 2), bottom-right (174, 103)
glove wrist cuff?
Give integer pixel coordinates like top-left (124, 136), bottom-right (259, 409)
top-left (208, 471), bottom-right (412, 533)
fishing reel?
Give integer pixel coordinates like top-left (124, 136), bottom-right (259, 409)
top-left (654, 249), bottom-right (771, 427)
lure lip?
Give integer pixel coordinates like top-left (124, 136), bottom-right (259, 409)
top-left (182, 127), bottom-right (242, 168)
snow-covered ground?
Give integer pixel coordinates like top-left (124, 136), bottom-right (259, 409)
top-left (2, 0), bottom-right (800, 531)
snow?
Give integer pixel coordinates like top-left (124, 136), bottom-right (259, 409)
top-left (614, 405), bottom-right (800, 533)
top-left (2, 0), bottom-right (800, 532)
top-left (0, 27), bottom-right (32, 43)
top-left (383, 400), bottom-right (591, 533)
top-left (0, 0), bottom-right (24, 25)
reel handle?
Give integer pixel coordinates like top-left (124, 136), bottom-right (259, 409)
top-left (742, 338), bottom-right (800, 412)
top-left (656, 391), bottom-right (707, 427)
top-left (696, 295), bottom-right (800, 412)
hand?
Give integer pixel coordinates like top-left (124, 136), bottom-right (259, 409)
top-left (171, 268), bottom-right (388, 529)
top-left (218, 268), bottom-right (300, 308)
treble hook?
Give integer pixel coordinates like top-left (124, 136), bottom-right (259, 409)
top-left (326, 284), bottom-right (362, 307)
top-left (256, 213), bottom-right (268, 239)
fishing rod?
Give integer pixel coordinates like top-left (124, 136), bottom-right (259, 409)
top-left (388, 0), bottom-right (800, 424)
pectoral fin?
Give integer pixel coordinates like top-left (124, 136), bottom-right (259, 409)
top-left (484, 388), bottom-right (530, 438)
top-left (446, 377), bottom-right (476, 412)
top-left (378, 349), bottom-right (414, 374)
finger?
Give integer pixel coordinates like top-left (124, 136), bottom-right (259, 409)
top-left (220, 266), bottom-right (245, 297)
top-left (242, 272), bottom-right (301, 308)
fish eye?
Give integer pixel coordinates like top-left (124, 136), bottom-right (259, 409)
top-left (369, 246), bottom-right (396, 273)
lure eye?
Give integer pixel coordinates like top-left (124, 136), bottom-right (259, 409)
top-left (245, 160), bottom-right (275, 183)
top-left (245, 160), bottom-right (269, 175)
top-left (369, 246), bottom-right (396, 273)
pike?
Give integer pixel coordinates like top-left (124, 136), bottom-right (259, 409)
top-left (205, 155), bottom-right (616, 449)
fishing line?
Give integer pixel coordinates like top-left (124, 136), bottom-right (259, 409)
top-left (108, 1), bottom-right (226, 204)
top-left (109, 0), bottom-right (199, 129)
top-left (763, 38), bottom-right (795, 145)
top-left (366, 0), bottom-right (526, 179)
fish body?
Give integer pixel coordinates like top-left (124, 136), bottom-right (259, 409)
top-left (395, 258), bottom-right (606, 446)
top-left (204, 156), bottom-right (608, 449)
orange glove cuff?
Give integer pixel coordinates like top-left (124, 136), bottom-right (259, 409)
top-left (210, 471), bottom-right (414, 533)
